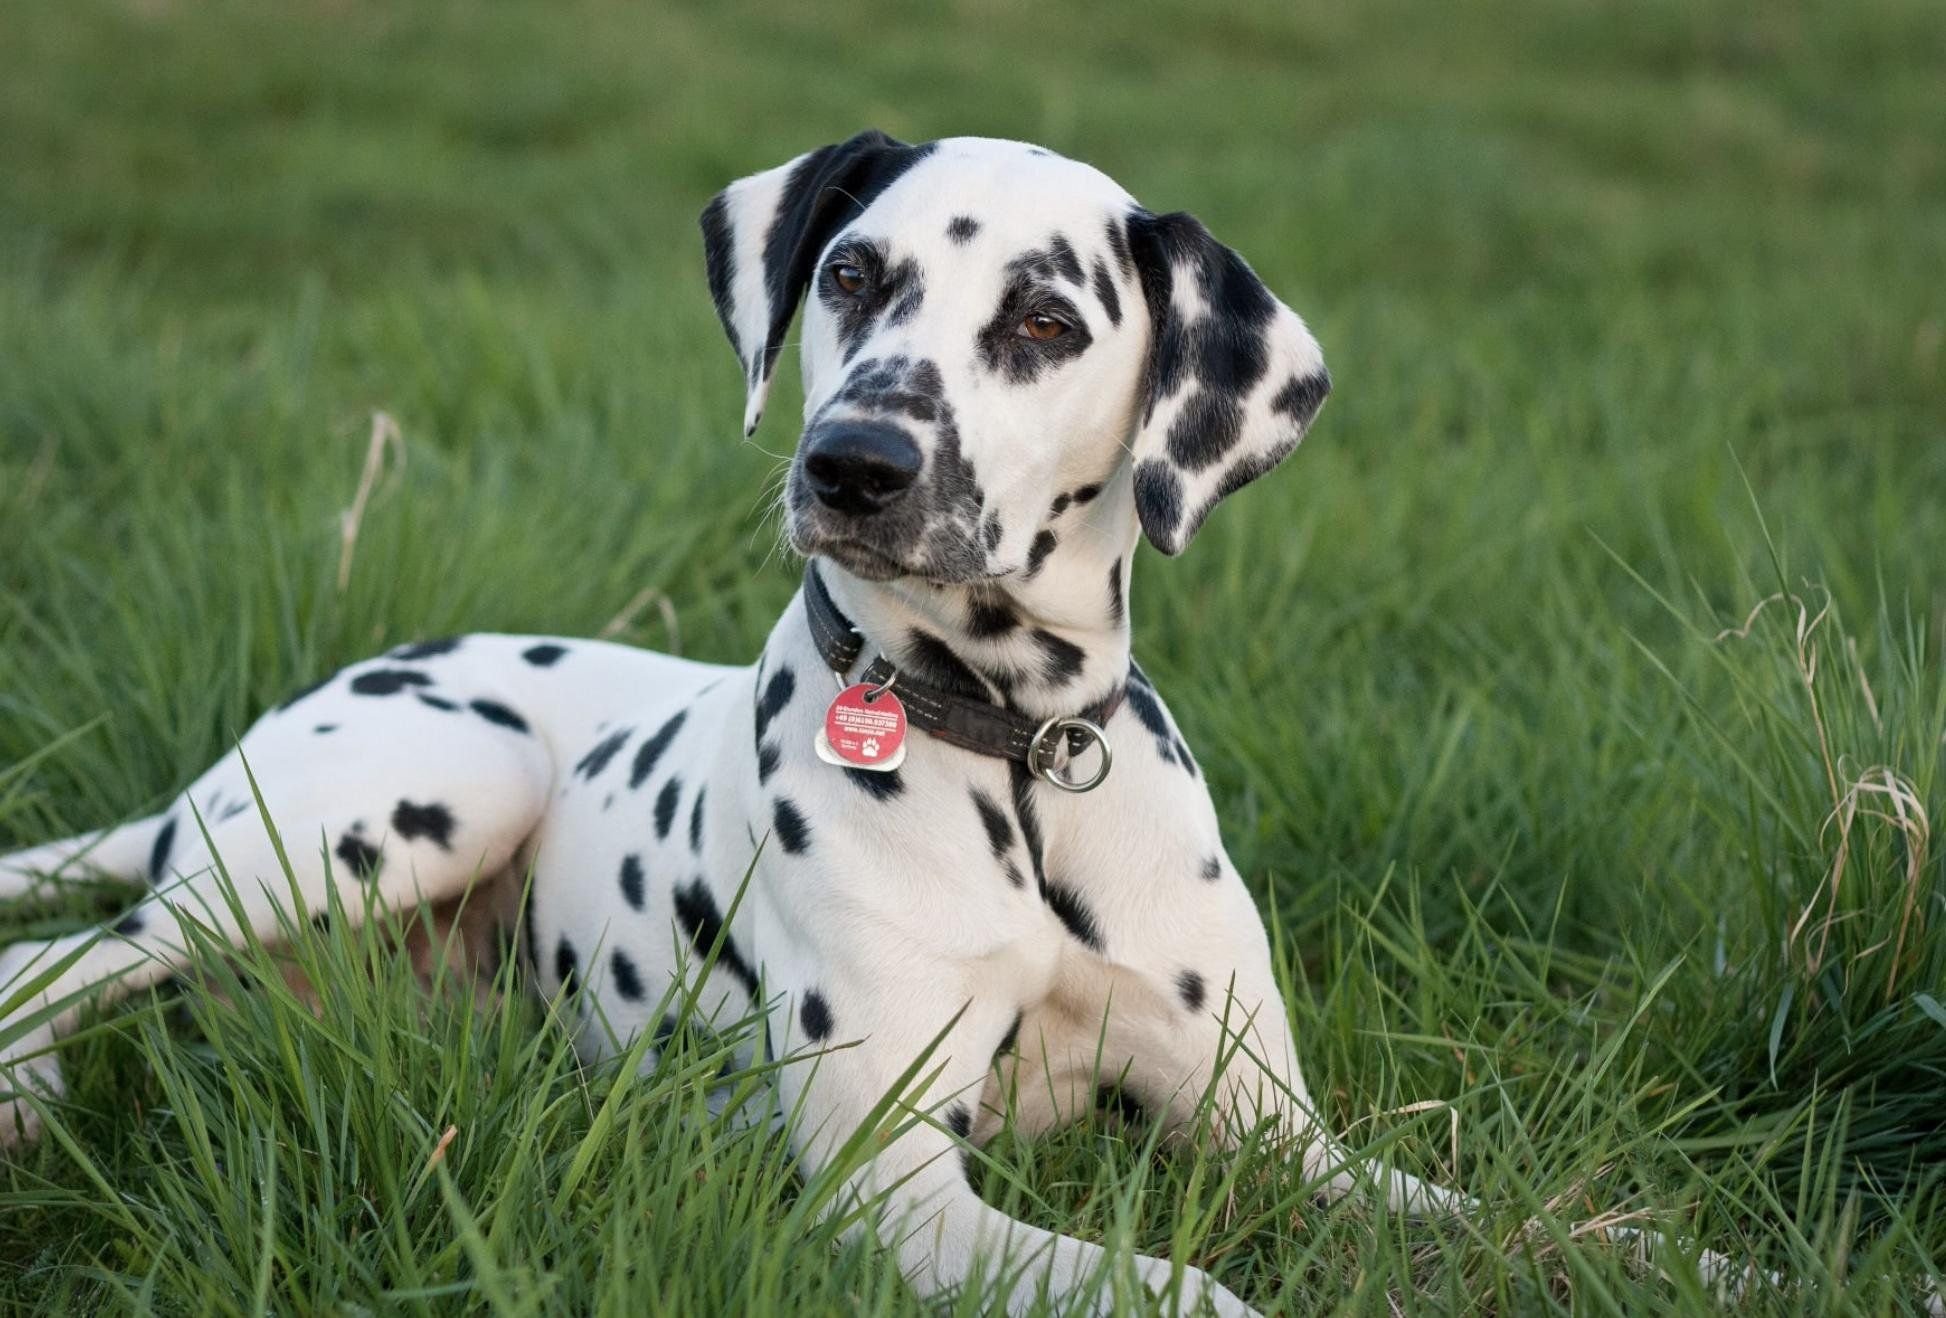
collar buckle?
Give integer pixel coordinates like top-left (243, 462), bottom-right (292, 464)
top-left (1030, 716), bottom-right (1113, 793)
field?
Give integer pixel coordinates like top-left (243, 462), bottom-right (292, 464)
top-left (2, 0), bottom-right (1944, 1312)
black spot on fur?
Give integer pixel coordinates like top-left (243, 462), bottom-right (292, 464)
top-left (1024, 530), bottom-right (1057, 579)
top-left (1105, 215), bottom-right (1134, 278)
top-left (966, 598), bottom-right (1018, 638)
top-left (470, 699), bottom-right (529, 734)
top-left (391, 800), bottom-right (456, 850)
top-left (278, 674), bottom-right (333, 711)
top-left (1047, 233), bottom-right (1084, 285)
top-left (619, 854), bottom-right (645, 911)
top-left (800, 990), bottom-right (833, 1042)
top-left (1132, 461), bottom-right (1184, 544)
top-left (1124, 670), bottom-right (1195, 775)
top-left (1071, 481), bottom-right (1102, 505)
top-left (982, 513), bottom-right (1003, 551)
top-left (554, 937), bottom-right (579, 994)
top-left (630, 709), bottom-right (689, 789)
top-left (148, 817), bottom-right (177, 884)
top-left (334, 830), bottom-right (381, 881)
top-left (903, 630), bottom-right (991, 701)
top-left (390, 637), bottom-right (461, 661)
top-left (575, 727), bottom-right (633, 781)
top-left (1177, 969), bottom-right (1207, 1012)
top-left (1107, 559), bottom-right (1125, 624)
top-left (417, 694), bottom-right (459, 712)
top-left (946, 1103), bottom-right (972, 1139)
top-left (522, 642), bottom-right (569, 667)
top-left (1008, 763), bottom-right (1048, 892)
top-left (754, 667), bottom-right (796, 746)
top-left (611, 949), bottom-right (645, 1002)
top-left (1271, 371), bottom-right (1330, 429)
top-left (672, 879), bottom-right (760, 997)
top-left (350, 668), bottom-right (434, 697)
top-left (757, 743), bottom-right (782, 785)
top-left (843, 766), bottom-right (905, 800)
top-left (114, 911), bottom-right (144, 936)
top-left (1042, 881), bottom-right (1104, 952)
top-left (1096, 1082), bottom-right (1145, 1125)
top-left (1090, 257), bottom-right (1122, 327)
top-left (946, 215), bottom-right (980, 244)
top-left (1202, 855), bottom-right (1222, 882)
top-left (994, 1013), bottom-right (1023, 1062)
top-left (772, 799), bottom-right (811, 855)
top-left (1030, 628), bottom-right (1084, 685)
top-left (1049, 492), bottom-right (1071, 517)
top-left (688, 788), bottom-right (706, 854)
top-left (655, 777), bottom-right (682, 840)
top-left (313, 724), bottom-right (337, 734)
top-left (971, 789), bottom-right (1014, 856)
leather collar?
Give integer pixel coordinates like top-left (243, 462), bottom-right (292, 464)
top-left (801, 564), bottom-right (1124, 790)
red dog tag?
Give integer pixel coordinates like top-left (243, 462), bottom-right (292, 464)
top-left (816, 683), bottom-right (908, 771)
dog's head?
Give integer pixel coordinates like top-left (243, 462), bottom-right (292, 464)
top-left (702, 132), bottom-right (1329, 580)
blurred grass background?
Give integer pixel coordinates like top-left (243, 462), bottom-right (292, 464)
top-left (1, 0), bottom-right (1943, 1312)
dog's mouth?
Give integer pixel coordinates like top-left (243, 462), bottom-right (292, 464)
top-left (811, 537), bottom-right (908, 582)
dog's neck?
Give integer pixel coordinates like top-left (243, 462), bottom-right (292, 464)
top-left (810, 501), bottom-right (1138, 722)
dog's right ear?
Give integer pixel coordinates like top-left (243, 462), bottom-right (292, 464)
top-left (700, 131), bottom-right (930, 437)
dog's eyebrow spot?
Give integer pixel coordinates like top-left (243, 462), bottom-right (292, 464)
top-left (522, 642), bottom-right (569, 667)
top-left (554, 936), bottom-right (580, 994)
top-left (619, 853), bottom-right (646, 911)
top-left (1176, 970), bottom-right (1207, 1012)
top-left (946, 215), bottom-right (980, 244)
top-left (772, 798), bottom-right (812, 854)
top-left (611, 948), bottom-right (645, 1002)
top-left (800, 989), bottom-right (834, 1042)
top-left (1090, 257), bottom-right (1122, 327)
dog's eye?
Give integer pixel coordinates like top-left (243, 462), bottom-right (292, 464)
top-left (1017, 313), bottom-right (1070, 341)
top-left (829, 263), bottom-right (867, 295)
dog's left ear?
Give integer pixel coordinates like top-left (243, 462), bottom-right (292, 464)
top-left (700, 130), bottom-right (930, 437)
top-left (1123, 209), bottom-right (1330, 555)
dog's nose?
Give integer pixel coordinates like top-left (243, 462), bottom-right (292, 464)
top-left (801, 422), bottom-right (922, 516)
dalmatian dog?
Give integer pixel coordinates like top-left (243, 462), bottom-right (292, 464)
top-left (0, 133), bottom-right (1463, 1315)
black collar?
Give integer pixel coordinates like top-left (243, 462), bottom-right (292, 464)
top-left (801, 564), bottom-right (1123, 791)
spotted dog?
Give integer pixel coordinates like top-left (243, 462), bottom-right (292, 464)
top-left (0, 133), bottom-right (1461, 1316)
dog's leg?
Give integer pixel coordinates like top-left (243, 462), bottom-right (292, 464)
top-left (1, 720), bottom-right (550, 1149)
top-left (0, 815), bottom-right (172, 900)
top-left (776, 982), bottom-right (1257, 1317)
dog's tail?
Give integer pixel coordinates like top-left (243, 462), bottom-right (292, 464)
top-left (0, 814), bottom-right (169, 901)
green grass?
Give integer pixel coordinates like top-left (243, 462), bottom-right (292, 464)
top-left (2, 0), bottom-right (1944, 1311)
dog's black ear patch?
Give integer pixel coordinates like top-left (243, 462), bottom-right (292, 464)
top-left (1123, 208), bottom-right (1330, 554)
top-left (700, 131), bottom-right (935, 436)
